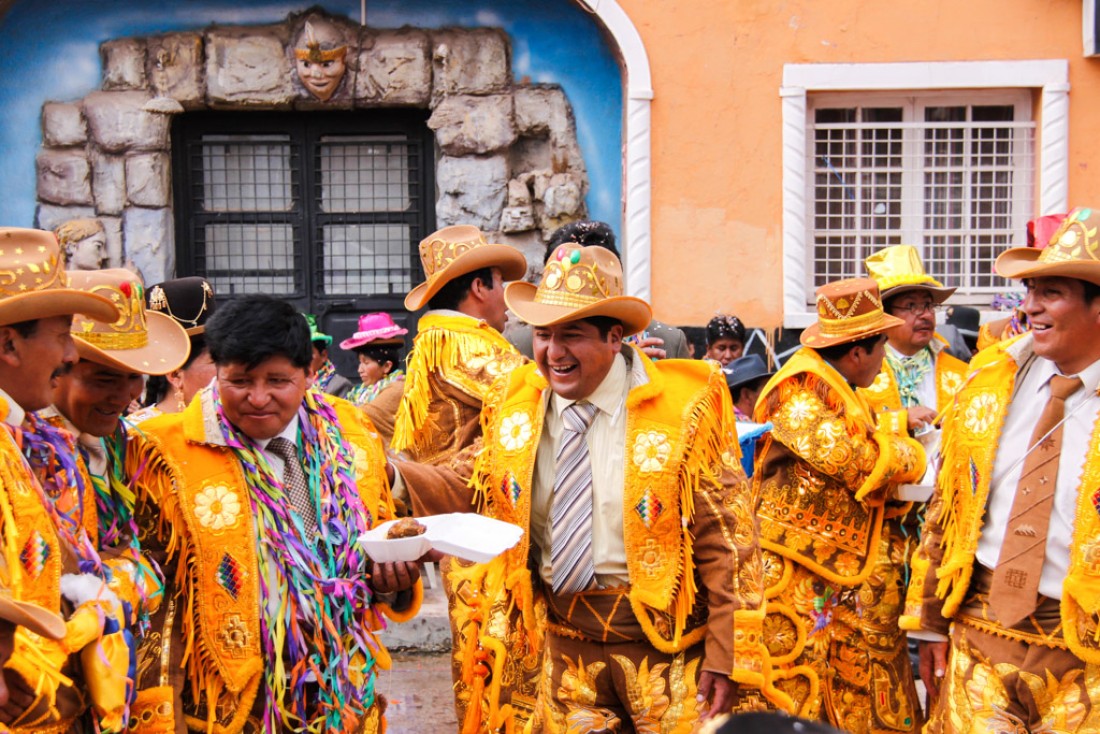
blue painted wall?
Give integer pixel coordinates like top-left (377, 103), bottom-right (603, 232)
top-left (0, 0), bottom-right (622, 232)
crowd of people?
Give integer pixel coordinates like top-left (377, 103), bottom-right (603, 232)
top-left (0, 205), bottom-right (1096, 734)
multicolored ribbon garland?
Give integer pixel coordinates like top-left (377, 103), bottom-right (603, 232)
top-left (886, 348), bottom-right (934, 409)
top-left (212, 384), bottom-right (382, 732)
top-left (347, 369), bottom-right (403, 407)
top-left (315, 359), bottom-right (338, 392)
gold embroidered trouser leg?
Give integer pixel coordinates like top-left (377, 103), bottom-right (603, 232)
top-left (928, 623), bottom-right (1100, 734)
top-left (760, 520), bottom-right (922, 734)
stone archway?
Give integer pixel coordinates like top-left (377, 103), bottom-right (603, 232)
top-left (33, 8), bottom-right (591, 283)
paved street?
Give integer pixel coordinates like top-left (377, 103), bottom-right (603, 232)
top-left (384, 651), bottom-right (458, 732)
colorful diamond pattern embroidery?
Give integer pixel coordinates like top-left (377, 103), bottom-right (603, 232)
top-left (20, 531), bottom-right (49, 580)
top-left (634, 490), bottom-right (664, 529)
top-left (1093, 488), bottom-right (1100, 518)
top-left (502, 473), bottom-right (522, 507)
top-left (217, 553), bottom-right (242, 600)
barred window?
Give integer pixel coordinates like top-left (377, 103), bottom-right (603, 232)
top-left (808, 93), bottom-right (1035, 300)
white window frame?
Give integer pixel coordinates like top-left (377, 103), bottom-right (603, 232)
top-left (781, 60), bottom-right (1069, 328)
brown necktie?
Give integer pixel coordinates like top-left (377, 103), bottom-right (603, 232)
top-left (268, 436), bottom-right (317, 536)
top-left (988, 373), bottom-right (1083, 627)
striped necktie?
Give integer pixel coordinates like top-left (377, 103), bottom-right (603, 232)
top-left (268, 436), bottom-right (317, 536)
top-left (550, 401), bottom-right (600, 595)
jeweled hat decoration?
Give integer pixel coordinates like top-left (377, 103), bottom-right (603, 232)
top-left (404, 225), bottom-right (528, 311)
top-left (146, 277), bottom-right (216, 336)
top-left (69, 269), bottom-right (190, 376)
top-left (504, 244), bottom-right (652, 336)
top-left (800, 277), bottom-right (904, 348)
top-left (339, 312), bottom-right (408, 351)
top-left (864, 244), bottom-right (956, 304)
top-left (996, 206), bottom-right (1100, 286)
top-left (0, 228), bottom-right (118, 327)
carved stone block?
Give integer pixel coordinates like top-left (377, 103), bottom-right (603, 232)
top-left (500, 205), bottom-right (535, 233)
top-left (356, 29), bottom-right (431, 106)
top-left (429, 94), bottom-right (516, 156)
top-left (123, 206), bottom-right (174, 284)
top-left (507, 178), bottom-right (532, 207)
top-left (91, 152), bottom-right (126, 216)
top-left (435, 154), bottom-right (508, 231)
top-left (147, 33), bottom-right (205, 108)
top-left (205, 27), bottom-right (294, 107)
top-left (84, 91), bottom-right (169, 153)
top-left (36, 149), bottom-right (93, 206)
top-left (98, 215), bottom-right (124, 267)
top-left (34, 204), bottom-right (97, 233)
top-left (42, 103), bottom-right (87, 148)
top-left (101, 38), bottom-right (147, 91)
top-left (125, 153), bottom-right (171, 208)
top-left (431, 28), bottom-right (509, 100)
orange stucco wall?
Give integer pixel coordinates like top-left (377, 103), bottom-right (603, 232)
top-left (616, 0), bottom-right (1100, 328)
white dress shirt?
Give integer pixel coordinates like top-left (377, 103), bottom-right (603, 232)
top-left (975, 354), bottom-right (1100, 599)
top-left (531, 352), bottom-right (630, 588)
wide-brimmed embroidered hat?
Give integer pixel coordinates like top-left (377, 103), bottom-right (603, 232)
top-left (339, 312), bottom-right (407, 350)
top-left (996, 206), bottom-right (1100, 286)
top-left (69, 269), bottom-right (190, 376)
top-left (723, 354), bottom-right (775, 393)
top-left (0, 554), bottom-right (65, 640)
top-left (505, 244), bottom-right (651, 336)
top-left (146, 277), bottom-right (216, 336)
top-left (864, 245), bottom-right (956, 304)
top-left (0, 228), bottom-right (118, 327)
top-left (800, 277), bottom-right (904, 348)
top-left (404, 225), bottom-right (528, 311)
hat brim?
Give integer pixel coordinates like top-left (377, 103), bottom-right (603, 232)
top-left (185, 325), bottom-right (205, 337)
top-left (504, 281), bottom-right (652, 337)
top-left (339, 333), bottom-right (407, 351)
top-left (75, 311), bottom-right (191, 376)
top-left (0, 595), bottom-right (66, 640)
top-left (800, 312), bottom-right (905, 348)
top-left (995, 247), bottom-right (1100, 286)
top-left (405, 244), bottom-right (528, 311)
top-left (880, 283), bottom-right (957, 304)
top-left (727, 370), bottom-right (776, 393)
top-left (0, 290), bottom-right (118, 328)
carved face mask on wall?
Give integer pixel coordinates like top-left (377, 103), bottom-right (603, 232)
top-left (293, 19), bottom-right (348, 101)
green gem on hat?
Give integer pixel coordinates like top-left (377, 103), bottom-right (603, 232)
top-left (302, 313), bottom-right (332, 346)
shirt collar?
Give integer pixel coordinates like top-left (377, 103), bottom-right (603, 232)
top-left (1029, 355), bottom-right (1100, 397)
top-left (255, 415), bottom-right (300, 450)
top-left (551, 352), bottom-right (627, 421)
top-left (0, 387), bottom-right (25, 427)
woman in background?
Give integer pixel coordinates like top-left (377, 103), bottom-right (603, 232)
top-left (704, 313), bottom-right (746, 367)
top-left (341, 312), bottom-right (407, 406)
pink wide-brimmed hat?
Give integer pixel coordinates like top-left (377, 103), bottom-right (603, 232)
top-left (339, 312), bottom-right (408, 350)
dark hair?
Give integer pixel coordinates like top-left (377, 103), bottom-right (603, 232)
top-left (705, 314), bottom-right (746, 347)
top-left (142, 335), bottom-right (210, 406)
top-left (545, 221), bottom-right (619, 263)
top-left (205, 295), bottom-right (312, 370)
top-left (816, 332), bottom-right (884, 362)
top-left (354, 343), bottom-right (403, 369)
top-left (1083, 280), bottom-right (1100, 302)
top-left (7, 319), bottom-right (39, 338)
top-left (732, 376), bottom-right (769, 404)
top-left (427, 267), bottom-right (495, 311)
top-left (581, 316), bottom-right (622, 340)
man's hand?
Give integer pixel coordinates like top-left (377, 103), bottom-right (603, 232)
top-left (632, 336), bottom-right (667, 361)
top-left (696, 671), bottom-right (736, 720)
top-left (0, 622), bottom-right (37, 724)
top-left (369, 561), bottom-right (421, 594)
top-left (918, 640), bottom-right (949, 712)
top-left (907, 405), bottom-right (938, 432)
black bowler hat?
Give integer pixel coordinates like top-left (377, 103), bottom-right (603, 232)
top-left (146, 277), bottom-right (217, 336)
top-left (945, 305), bottom-right (980, 339)
top-left (723, 353), bottom-right (775, 393)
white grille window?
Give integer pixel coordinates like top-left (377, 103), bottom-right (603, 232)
top-left (808, 93), bottom-right (1035, 299)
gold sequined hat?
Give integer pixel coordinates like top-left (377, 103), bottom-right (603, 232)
top-left (504, 244), bottom-right (652, 336)
top-left (864, 245), bottom-right (956, 303)
top-left (68, 269), bottom-right (190, 376)
top-left (0, 228), bottom-right (118, 327)
top-left (404, 225), bottom-right (528, 311)
top-left (800, 277), bottom-right (904, 348)
top-left (996, 206), bottom-right (1100, 286)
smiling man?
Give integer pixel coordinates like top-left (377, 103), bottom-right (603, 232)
top-left (460, 244), bottom-right (786, 731)
top-left (752, 277), bottom-right (928, 731)
top-left (127, 294), bottom-right (422, 734)
top-left (904, 207), bottom-right (1100, 732)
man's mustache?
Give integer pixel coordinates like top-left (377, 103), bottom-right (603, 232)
top-left (51, 363), bottom-right (73, 380)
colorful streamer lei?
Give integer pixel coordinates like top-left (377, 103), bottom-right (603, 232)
top-left (347, 369), bottom-right (403, 407)
top-left (212, 383), bottom-right (381, 732)
top-left (315, 359), bottom-right (338, 392)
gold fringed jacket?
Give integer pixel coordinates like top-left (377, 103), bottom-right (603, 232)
top-left (859, 335), bottom-right (968, 419)
top-left (901, 333), bottom-right (1100, 662)
top-left (462, 347), bottom-right (789, 732)
top-left (126, 392), bottom-right (420, 734)
top-left (753, 347), bottom-right (926, 587)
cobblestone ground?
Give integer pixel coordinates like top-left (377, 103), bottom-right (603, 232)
top-left (383, 651), bottom-right (458, 732)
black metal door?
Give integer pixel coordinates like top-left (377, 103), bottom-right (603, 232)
top-left (172, 110), bottom-right (434, 376)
